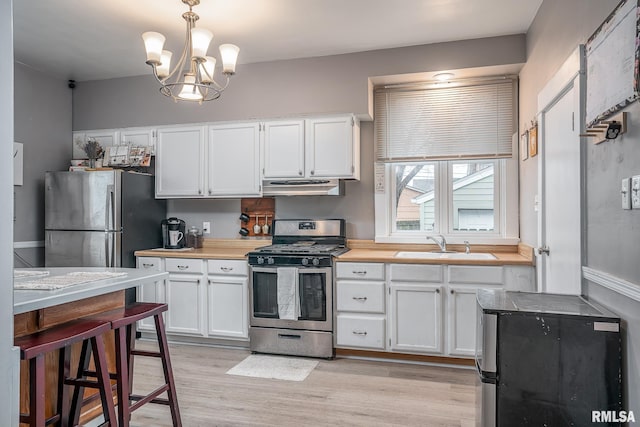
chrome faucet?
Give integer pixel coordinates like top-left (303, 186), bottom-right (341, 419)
top-left (427, 235), bottom-right (447, 252)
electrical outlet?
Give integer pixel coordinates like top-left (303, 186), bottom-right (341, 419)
top-left (203, 221), bottom-right (211, 234)
top-left (622, 178), bottom-right (631, 209)
top-left (632, 176), bottom-right (640, 209)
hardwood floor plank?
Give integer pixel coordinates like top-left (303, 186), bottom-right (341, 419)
top-left (127, 341), bottom-right (476, 427)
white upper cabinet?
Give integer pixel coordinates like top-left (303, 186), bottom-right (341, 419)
top-left (306, 116), bottom-right (360, 179)
top-left (73, 130), bottom-right (118, 159)
top-left (208, 122), bottom-right (261, 197)
top-left (262, 120), bottom-right (305, 179)
top-left (120, 127), bottom-right (157, 154)
top-left (155, 126), bottom-right (206, 198)
top-left (262, 115), bottom-right (360, 180)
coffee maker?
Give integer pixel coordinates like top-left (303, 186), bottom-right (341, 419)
top-left (161, 217), bottom-right (186, 249)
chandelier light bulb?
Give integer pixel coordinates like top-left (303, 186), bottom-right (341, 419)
top-left (178, 74), bottom-right (203, 101)
top-left (219, 44), bottom-right (240, 75)
top-left (200, 56), bottom-right (216, 83)
top-left (142, 32), bottom-right (166, 64)
top-left (157, 50), bottom-right (173, 79)
top-left (191, 28), bottom-right (214, 59)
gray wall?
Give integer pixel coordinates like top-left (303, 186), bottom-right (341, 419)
top-left (72, 35), bottom-right (525, 239)
top-left (2, 1), bottom-right (19, 423)
top-left (520, 0), bottom-right (640, 411)
top-left (13, 62), bottom-right (72, 267)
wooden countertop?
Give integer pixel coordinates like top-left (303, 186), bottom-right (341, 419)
top-left (135, 238), bottom-right (271, 260)
top-left (134, 238), bottom-right (534, 266)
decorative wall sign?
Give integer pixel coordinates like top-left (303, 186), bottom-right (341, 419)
top-left (520, 131), bottom-right (529, 161)
top-left (585, 0), bottom-right (640, 127)
top-left (528, 124), bottom-right (538, 158)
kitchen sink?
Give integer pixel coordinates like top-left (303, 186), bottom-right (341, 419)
top-left (395, 251), bottom-right (496, 260)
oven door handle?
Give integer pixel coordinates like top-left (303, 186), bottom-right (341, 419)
top-left (277, 333), bottom-right (302, 340)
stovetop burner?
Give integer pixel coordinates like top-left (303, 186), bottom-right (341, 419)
top-left (255, 243), bottom-right (344, 255)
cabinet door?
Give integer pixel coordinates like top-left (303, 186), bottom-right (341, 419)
top-left (165, 274), bottom-right (205, 336)
top-left (73, 130), bottom-right (118, 159)
top-left (120, 128), bottom-right (156, 154)
top-left (136, 257), bottom-right (165, 331)
top-left (156, 126), bottom-right (205, 197)
top-left (263, 120), bottom-right (305, 178)
top-left (447, 285), bottom-right (500, 357)
top-left (305, 116), bottom-right (358, 179)
top-left (389, 283), bottom-right (443, 354)
top-left (208, 123), bottom-right (261, 197)
top-left (207, 276), bottom-right (248, 339)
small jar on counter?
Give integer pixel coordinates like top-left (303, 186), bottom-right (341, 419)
top-left (186, 226), bottom-right (203, 248)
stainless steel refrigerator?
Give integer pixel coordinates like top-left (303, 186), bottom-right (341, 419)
top-left (45, 170), bottom-right (166, 269)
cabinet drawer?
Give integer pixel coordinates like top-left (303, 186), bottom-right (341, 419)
top-left (335, 262), bottom-right (385, 280)
top-left (137, 257), bottom-right (162, 271)
top-left (207, 259), bottom-right (248, 276)
top-left (336, 281), bottom-right (385, 313)
top-left (336, 315), bottom-right (385, 349)
top-left (448, 266), bottom-right (503, 285)
top-left (389, 264), bottom-right (443, 282)
top-left (165, 258), bottom-right (204, 274)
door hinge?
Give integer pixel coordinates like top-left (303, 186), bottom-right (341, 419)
top-left (351, 117), bottom-right (355, 127)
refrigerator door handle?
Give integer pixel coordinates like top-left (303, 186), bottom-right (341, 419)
top-left (105, 184), bottom-right (115, 231)
top-left (104, 231), bottom-right (110, 268)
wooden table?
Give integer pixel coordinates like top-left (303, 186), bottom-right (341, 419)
top-left (14, 267), bottom-right (168, 425)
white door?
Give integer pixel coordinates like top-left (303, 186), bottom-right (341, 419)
top-left (165, 275), bottom-right (206, 336)
top-left (208, 123), bottom-right (261, 197)
top-left (120, 127), bottom-right (156, 154)
top-left (537, 49), bottom-right (584, 295)
top-left (156, 126), bottom-right (206, 197)
top-left (389, 283), bottom-right (442, 354)
top-left (207, 276), bottom-right (248, 339)
top-left (136, 257), bottom-right (165, 331)
top-left (447, 285), bottom-right (499, 356)
top-left (263, 120), bottom-right (305, 178)
top-left (305, 116), bottom-right (356, 178)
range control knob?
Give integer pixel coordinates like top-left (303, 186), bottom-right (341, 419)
top-left (257, 257), bottom-right (265, 265)
top-left (312, 258), bottom-right (320, 266)
top-left (301, 257), bottom-right (310, 266)
top-left (267, 257), bottom-right (275, 265)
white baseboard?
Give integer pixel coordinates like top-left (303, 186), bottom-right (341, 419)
top-left (582, 266), bottom-right (640, 303)
top-left (13, 241), bottom-right (44, 249)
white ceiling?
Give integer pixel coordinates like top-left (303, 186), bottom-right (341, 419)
top-left (13, 0), bottom-right (542, 82)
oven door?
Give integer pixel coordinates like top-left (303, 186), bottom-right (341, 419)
top-left (250, 266), bottom-right (333, 331)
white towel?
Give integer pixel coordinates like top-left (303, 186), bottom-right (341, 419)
top-left (277, 267), bottom-right (298, 320)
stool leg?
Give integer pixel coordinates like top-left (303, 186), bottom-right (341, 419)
top-left (69, 339), bottom-right (91, 426)
top-left (115, 327), bottom-right (131, 427)
top-left (91, 335), bottom-right (117, 426)
top-left (154, 313), bottom-right (182, 427)
top-left (29, 355), bottom-right (46, 427)
top-left (58, 346), bottom-right (72, 426)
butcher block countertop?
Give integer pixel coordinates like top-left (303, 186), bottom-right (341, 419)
top-left (135, 238), bottom-right (272, 260)
top-left (336, 240), bottom-right (535, 266)
top-left (135, 239), bottom-right (534, 266)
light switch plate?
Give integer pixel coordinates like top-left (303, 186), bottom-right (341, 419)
top-left (203, 221), bottom-right (211, 234)
top-left (622, 178), bottom-right (631, 209)
top-left (632, 176), bottom-right (640, 209)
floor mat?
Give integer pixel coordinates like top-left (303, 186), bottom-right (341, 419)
top-left (226, 355), bottom-right (318, 381)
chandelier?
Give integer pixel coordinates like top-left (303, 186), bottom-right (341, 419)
top-left (142, 0), bottom-right (239, 103)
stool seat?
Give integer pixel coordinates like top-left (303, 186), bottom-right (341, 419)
top-left (15, 320), bottom-right (111, 361)
top-left (89, 302), bottom-right (168, 329)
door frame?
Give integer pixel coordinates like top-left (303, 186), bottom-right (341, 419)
top-left (535, 46), bottom-right (586, 294)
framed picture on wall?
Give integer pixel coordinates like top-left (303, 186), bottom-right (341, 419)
top-left (520, 131), bottom-right (529, 161)
top-left (529, 124), bottom-right (538, 157)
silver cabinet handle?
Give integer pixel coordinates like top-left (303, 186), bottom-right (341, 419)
top-left (310, 170), bottom-right (315, 175)
top-left (198, 189), bottom-right (202, 195)
top-left (177, 265), bottom-right (189, 270)
top-left (298, 170), bottom-right (303, 176)
top-left (220, 267), bottom-right (233, 272)
top-left (352, 296), bottom-right (368, 301)
top-left (436, 288), bottom-right (440, 294)
top-left (352, 330), bottom-right (368, 336)
top-left (352, 270), bottom-right (367, 275)
top-left (142, 263), bottom-right (155, 268)
top-left (450, 289), bottom-right (454, 295)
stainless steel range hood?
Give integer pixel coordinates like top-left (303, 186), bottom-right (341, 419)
top-left (262, 179), bottom-right (344, 196)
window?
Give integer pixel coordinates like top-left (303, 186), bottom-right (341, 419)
top-left (374, 78), bottom-right (518, 244)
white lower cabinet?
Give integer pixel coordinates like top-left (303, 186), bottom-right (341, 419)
top-left (206, 260), bottom-right (249, 340)
top-left (164, 258), bottom-right (206, 337)
top-left (335, 261), bottom-right (535, 359)
top-left (136, 256), bottom-right (165, 332)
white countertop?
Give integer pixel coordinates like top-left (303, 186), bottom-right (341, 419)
top-left (14, 267), bottom-right (168, 315)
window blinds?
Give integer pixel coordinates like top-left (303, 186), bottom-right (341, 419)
top-left (375, 79), bottom-right (515, 162)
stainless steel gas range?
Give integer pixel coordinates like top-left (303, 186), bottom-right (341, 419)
top-left (247, 219), bottom-right (348, 358)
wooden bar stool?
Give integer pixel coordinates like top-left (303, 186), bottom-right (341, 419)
top-left (74, 303), bottom-right (182, 427)
top-left (14, 319), bottom-right (116, 427)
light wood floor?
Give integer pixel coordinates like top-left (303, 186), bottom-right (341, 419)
top-left (127, 341), bottom-right (477, 427)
